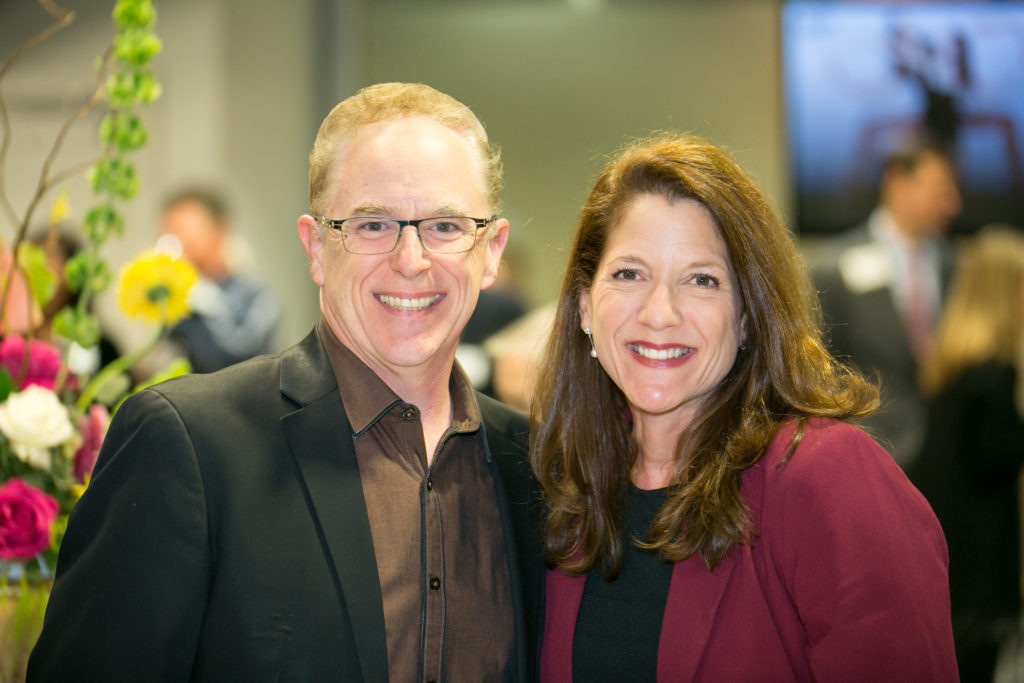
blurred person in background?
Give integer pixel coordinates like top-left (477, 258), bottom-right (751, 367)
top-left (485, 302), bottom-right (555, 413)
top-left (457, 246), bottom-right (529, 398)
top-left (813, 145), bottom-right (961, 469)
top-left (531, 134), bottom-right (956, 681)
top-left (156, 187), bottom-right (280, 373)
top-left (908, 224), bottom-right (1024, 682)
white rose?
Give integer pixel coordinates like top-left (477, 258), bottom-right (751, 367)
top-left (0, 384), bottom-right (76, 469)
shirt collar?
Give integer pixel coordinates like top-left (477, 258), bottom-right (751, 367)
top-left (869, 206), bottom-right (940, 258)
top-left (316, 319), bottom-right (481, 436)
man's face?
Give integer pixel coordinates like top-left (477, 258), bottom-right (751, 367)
top-left (161, 201), bottom-right (225, 278)
top-left (889, 154), bottom-right (962, 239)
top-left (298, 116), bottom-right (508, 388)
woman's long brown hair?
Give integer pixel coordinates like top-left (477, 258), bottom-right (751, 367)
top-left (529, 135), bottom-right (879, 577)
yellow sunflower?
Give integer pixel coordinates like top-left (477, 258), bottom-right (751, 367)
top-left (117, 250), bottom-right (198, 325)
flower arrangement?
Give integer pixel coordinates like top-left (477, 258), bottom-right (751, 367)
top-left (0, 1), bottom-right (187, 678)
top-left (0, 252), bottom-right (196, 579)
top-left (0, 248), bottom-right (196, 681)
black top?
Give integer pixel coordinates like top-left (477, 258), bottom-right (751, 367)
top-left (572, 485), bottom-right (674, 682)
top-left (908, 361), bottom-right (1024, 680)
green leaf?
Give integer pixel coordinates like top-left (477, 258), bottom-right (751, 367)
top-left (65, 253), bottom-right (111, 295)
top-left (82, 204), bottom-right (124, 245)
top-left (52, 307), bottom-right (101, 348)
top-left (99, 112), bottom-right (148, 152)
top-left (105, 71), bottom-right (136, 109)
top-left (113, 29), bottom-right (162, 67)
top-left (106, 69), bottom-right (161, 108)
top-left (113, 0), bottom-right (157, 29)
top-left (0, 366), bottom-right (15, 402)
top-left (87, 157), bottom-right (137, 200)
top-left (95, 371), bottom-right (131, 407)
top-left (134, 71), bottom-right (162, 104)
top-left (15, 242), bottom-right (57, 309)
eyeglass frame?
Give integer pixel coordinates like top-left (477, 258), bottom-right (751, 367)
top-left (311, 214), bottom-right (497, 254)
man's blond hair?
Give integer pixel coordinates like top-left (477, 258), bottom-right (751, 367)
top-left (308, 82), bottom-right (502, 215)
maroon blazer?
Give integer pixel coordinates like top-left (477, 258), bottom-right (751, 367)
top-left (541, 419), bottom-right (958, 682)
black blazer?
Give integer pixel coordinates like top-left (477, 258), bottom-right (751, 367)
top-left (28, 328), bottom-right (541, 682)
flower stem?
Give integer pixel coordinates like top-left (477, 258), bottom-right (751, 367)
top-left (75, 323), bottom-right (164, 411)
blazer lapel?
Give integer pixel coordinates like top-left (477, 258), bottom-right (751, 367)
top-left (478, 397), bottom-right (537, 683)
top-left (657, 550), bottom-right (739, 680)
top-left (279, 329), bottom-right (388, 683)
top-left (540, 568), bottom-right (586, 682)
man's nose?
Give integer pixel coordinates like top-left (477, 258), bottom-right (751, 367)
top-left (391, 225), bottom-right (431, 276)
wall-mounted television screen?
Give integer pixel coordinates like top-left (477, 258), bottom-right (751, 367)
top-left (782, 1), bottom-right (1024, 235)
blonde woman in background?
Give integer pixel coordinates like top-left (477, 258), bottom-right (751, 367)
top-left (909, 225), bottom-right (1024, 682)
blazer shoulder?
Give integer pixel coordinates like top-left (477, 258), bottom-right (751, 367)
top-left (147, 352), bottom-right (283, 406)
top-left (477, 391), bottom-right (529, 449)
top-left (757, 418), bottom-right (892, 484)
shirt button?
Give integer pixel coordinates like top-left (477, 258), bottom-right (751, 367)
top-left (429, 577), bottom-right (441, 590)
top-left (402, 406), bottom-right (417, 421)
top-left (425, 478), bottom-right (433, 491)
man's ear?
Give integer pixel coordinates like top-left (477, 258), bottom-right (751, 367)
top-left (297, 215), bottom-right (325, 287)
top-left (480, 218), bottom-right (510, 290)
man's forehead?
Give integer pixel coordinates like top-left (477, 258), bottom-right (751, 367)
top-left (326, 129), bottom-right (490, 214)
top-left (347, 202), bottom-right (469, 217)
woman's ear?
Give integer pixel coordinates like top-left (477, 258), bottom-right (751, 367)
top-left (578, 288), bottom-right (592, 331)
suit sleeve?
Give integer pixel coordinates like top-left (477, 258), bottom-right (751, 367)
top-left (28, 389), bottom-right (210, 682)
top-left (762, 422), bottom-right (958, 681)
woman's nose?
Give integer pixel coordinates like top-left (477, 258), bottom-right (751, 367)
top-left (636, 284), bottom-right (681, 329)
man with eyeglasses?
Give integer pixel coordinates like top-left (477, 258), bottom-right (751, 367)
top-left (29, 83), bottom-right (540, 682)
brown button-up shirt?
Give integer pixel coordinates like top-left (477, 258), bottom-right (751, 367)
top-left (319, 322), bottom-right (516, 682)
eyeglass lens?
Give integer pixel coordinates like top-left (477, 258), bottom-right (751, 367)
top-left (342, 217), bottom-right (478, 254)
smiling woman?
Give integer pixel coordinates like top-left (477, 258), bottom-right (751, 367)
top-left (579, 195), bottom-right (744, 459)
top-left (530, 134), bottom-right (958, 681)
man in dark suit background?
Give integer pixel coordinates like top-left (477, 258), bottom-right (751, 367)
top-left (29, 83), bottom-right (540, 682)
top-left (813, 146), bottom-right (961, 469)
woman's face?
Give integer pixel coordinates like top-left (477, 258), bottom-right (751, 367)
top-left (579, 194), bottom-right (745, 432)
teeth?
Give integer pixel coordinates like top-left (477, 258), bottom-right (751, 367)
top-left (377, 294), bottom-right (440, 311)
top-left (631, 344), bottom-right (689, 360)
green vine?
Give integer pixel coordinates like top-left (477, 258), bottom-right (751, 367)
top-left (0, 0), bottom-right (161, 367)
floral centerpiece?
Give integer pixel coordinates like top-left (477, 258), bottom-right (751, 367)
top-left (0, 251), bottom-right (197, 580)
top-left (0, 1), bottom-right (193, 680)
top-left (0, 249), bottom-right (196, 680)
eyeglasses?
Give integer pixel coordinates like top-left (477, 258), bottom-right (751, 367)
top-left (313, 214), bottom-right (496, 254)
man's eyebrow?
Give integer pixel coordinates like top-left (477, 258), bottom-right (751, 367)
top-left (346, 204), bottom-right (469, 217)
top-left (349, 203), bottom-right (390, 216)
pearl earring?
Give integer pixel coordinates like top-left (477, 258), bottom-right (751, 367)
top-left (584, 327), bottom-right (598, 358)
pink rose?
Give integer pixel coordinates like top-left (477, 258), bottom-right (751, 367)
top-left (0, 478), bottom-right (59, 561)
top-left (74, 403), bottom-right (109, 482)
top-left (0, 335), bottom-right (67, 390)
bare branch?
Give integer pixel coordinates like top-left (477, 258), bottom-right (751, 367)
top-left (0, 2), bottom-right (75, 83)
top-left (18, 45), bottom-right (114, 241)
top-left (0, 2), bottom-right (115, 330)
top-left (0, 98), bottom-right (18, 228)
top-left (0, 0), bottom-right (77, 231)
